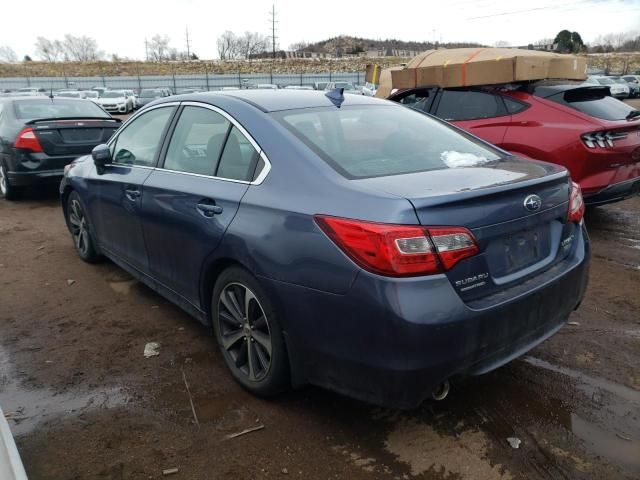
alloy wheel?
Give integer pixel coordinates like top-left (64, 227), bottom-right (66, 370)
top-left (217, 282), bottom-right (272, 382)
top-left (0, 164), bottom-right (7, 196)
top-left (68, 199), bottom-right (90, 256)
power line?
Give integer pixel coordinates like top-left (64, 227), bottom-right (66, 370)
top-left (466, 0), bottom-right (591, 20)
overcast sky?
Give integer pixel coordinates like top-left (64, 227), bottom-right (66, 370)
top-left (1, 0), bottom-right (639, 59)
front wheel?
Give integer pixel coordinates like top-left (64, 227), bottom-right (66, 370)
top-left (212, 267), bottom-right (290, 396)
top-left (66, 191), bottom-right (101, 263)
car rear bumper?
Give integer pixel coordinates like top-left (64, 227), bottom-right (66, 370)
top-left (584, 176), bottom-right (640, 206)
top-left (261, 224), bottom-right (590, 409)
top-left (7, 168), bottom-right (64, 186)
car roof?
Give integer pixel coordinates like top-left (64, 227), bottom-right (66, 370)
top-left (177, 89), bottom-right (383, 112)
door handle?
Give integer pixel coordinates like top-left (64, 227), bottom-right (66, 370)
top-left (124, 188), bottom-right (141, 201)
top-left (196, 201), bottom-right (223, 217)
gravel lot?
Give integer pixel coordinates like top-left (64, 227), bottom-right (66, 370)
top-left (1, 104), bottom-right (639, 479)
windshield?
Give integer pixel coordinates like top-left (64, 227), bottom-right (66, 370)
top-left (612, 78), bottom-right (627, 84)
top-left (101, 91), bottom-right (125, 98)
top-left (274, 105), bottom-right (501, 179)
top-left (14, 99), bottom-right (110, 120)
top-left (140, 89), bottom-right (160, 98)
top-left (597, 78), bottom-right (614, 85)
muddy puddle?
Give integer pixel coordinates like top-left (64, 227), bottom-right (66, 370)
top-left (0, 345), bottom-right (130, 437)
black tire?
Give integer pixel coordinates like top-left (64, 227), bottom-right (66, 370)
top-left (0, 162), bottom-right (23, 201)
top-left (212, 266), bottom-right (290, 396)
top-left (65, 191), bottom-right (101, 263)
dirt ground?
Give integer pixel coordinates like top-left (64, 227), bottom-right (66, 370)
top-left (1, 185), bottom-right (639, 480)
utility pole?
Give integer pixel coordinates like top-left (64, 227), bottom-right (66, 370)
top-left (144, 38), bottom-right (149, 61)
top-left (269, 4), bottom-right (278, 59)
top-left (185, 27), bottom-right (191, 59)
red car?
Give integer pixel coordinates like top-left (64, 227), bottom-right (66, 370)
top-left (388, 82), bottom-right (640, 205)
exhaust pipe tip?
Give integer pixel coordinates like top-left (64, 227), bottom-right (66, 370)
top-left (432, 380), bottom-right (450, 401)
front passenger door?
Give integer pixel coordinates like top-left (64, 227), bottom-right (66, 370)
top-left (87, 105), bottom-right (177, 273)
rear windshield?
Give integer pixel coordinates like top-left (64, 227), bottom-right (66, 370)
top-left (274, 105), bottom-right (502, 179)
top-left (547, 89), bottom-right (636, 121)
top-left (14, 99), bottom-right (109, 120)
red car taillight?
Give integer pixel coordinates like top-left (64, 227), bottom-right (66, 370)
top-left (314, 215), bottom-right (479, 277)
top-left (568, 181), bottom-right (585, 223)
top-left (14, 127), bottom-right (43, 152)
top-left (581, 130), bottom-right (627, 149)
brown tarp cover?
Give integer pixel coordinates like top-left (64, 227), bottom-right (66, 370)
top-left (375, 48), bottom-right (587, 98)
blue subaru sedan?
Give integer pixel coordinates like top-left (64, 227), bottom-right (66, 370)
top-left (60, 90), bottom-right (590, 408)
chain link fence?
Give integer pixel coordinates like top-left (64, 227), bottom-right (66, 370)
top-left (0, 72), bottom-right (365, 92)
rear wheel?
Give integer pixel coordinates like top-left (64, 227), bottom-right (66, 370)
top-left (0, 162), bottom-right (23, 201)
top-left (212, 267), bottom-right (289, 396)
top-left (66, 191), bottom-right (101, 263)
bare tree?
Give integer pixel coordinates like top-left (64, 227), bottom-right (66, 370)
top-left (61, 35), bottom-right (102, 61)
top-left (0, 45), bottom-right (18, 63)
top-left (493, 40), bottom-right (511, 48)
top-left (217, 31), bottom-right (240, 60)
top-left (237, 32), bottom-right (268, 61)
top-left (148, 34), bottom-right (171, 61)
top-left (34, 37), bottom-right (64, 62)
top-left (533, 38), bottom-right (554, 47)
top-left (288, 41), bottom-right (309, 52)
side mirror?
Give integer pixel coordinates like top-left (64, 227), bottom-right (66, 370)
top-left (92, 144), bottom-right (112, 169)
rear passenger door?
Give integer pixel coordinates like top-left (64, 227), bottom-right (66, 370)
top-left (141, 103), bottom-right (266, 308)
top-left (431, 89), bottom-right (511, 145)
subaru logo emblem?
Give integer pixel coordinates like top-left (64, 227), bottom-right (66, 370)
top-left (524, 194), bottom-right (542, 212)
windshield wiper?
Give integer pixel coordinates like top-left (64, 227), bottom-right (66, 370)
top-left (626, 110), bottom-right (640, 120)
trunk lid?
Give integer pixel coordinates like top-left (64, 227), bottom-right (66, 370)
top-left (28, 118), bottom-right (120, 156)
top-left (356, 157), bottom-right (576, 302)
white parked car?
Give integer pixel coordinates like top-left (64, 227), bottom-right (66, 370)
top-left (283, 85), bottom-right (313, 90)
top-left (96, 90), bottom-right (135, 113)
top-left (324, 81), bottom-right (361, 95)
top-left (362, 82), bottom-right (378, 97)
top-left (585, 76), bottom-right (630, 99)
top-left (122, 89), bottom-right (138, 109)
top-left (0, 406), bottom-right (27, 480)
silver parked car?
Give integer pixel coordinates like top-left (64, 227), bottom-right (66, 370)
top-left (585, 76), bottom-right (629, 99)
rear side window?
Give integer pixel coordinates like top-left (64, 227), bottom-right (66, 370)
top-left (275, 105), bottom-right (501, 179)
top-left (14, 99), bottom-right (108, 120)
top-left (547, 89), bottom-right (636, 121)
top-left (435, 90), bottom-right (505, 121)
top-left (164, 106), bottom-right (230, 175)
top-left (216, 126), bottom-right (261, 182)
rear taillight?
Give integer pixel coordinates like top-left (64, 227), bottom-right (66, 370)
top-left (314, 216), bottom-right (479, 277)
top-left (14, 127), bottom-right (43, 152)
top-left (568, 181), bottom-right (585, 223)
top-left (581, 130), bottom-right (627, 149)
